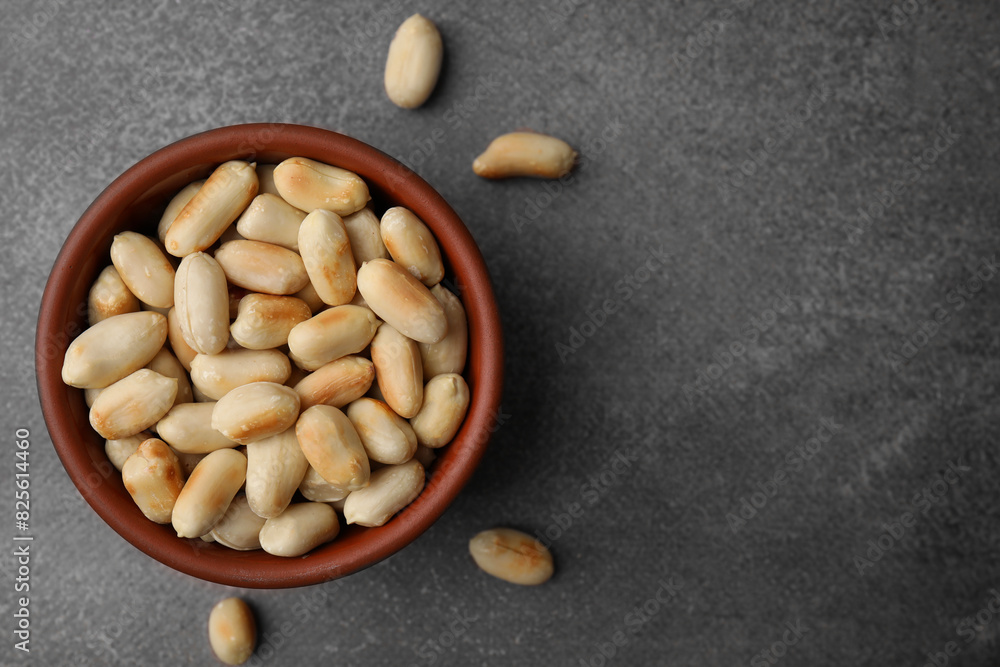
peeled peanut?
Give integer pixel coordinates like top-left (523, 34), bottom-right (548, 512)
top-left (230, 294), bottom-right (312, 350)
top-left (287, 305), bottom-right (380, 371)
top-left (298, 466), bottom-right (351, 502)
top-left (174, 251), bottom-right (230, 355)
top-left (210, 494), bottom-right (266, 551)
top-left (384, 14), bottom-right (443, 109)
top-left (245, 427), bottom-right (309, 519)
top-left (146, 347), bottom-right (193, 405)
top-left (90, 369), bottom-right (178, 439)
top-left (345, 398), bottom-right (417, 464)
top-left (472, 132), bottom-right (577, 180)
top-left (469, 528), bottom-right (554, 585)
top-left (343, 207), bottom-right (389, 265)
top-left (410, 373), bottom-right (469, 448)
top-left (156, 402), bottom-right (237, 454)
top-left (212, 382), bottom-right (301, 445)
top-left (256, 164), bottom-right (279, 196)
top-left (121, 438), bottom-right (185, 524)
top-left (343, 460), bottom-right (425, 527)
top-left (190, 349), bottom-right (291, 400)
top-left (88, 265), bottom-right (140, 325)
top-left (236, 193), bottom-right (307, 251)
top-left (215, 240), bottom-right (310, 295)
top-left (172, 448), bottom-right (247, 538)
top-left (259, 502), bottom-right (340, 557)
top-left (105, 433), bottom-right (148, 471)
top-left (171, 448), bottom-right (206, 477)
top-left (294, 355), bottom-right (374, 409)
top-left (285, 364), bottom-right (309, 389)
top-left (167, 308), bottom-right (198, 371)
top-left (84, 387), bottom-right (104, 407)
top-left (380, 207), bottom-right (444, 286)
top-left (294, 281), bottom-right (326, 314)
top-left (157, 180), bottom-right (204, 243)
top-left (208, 597), bottom-right (257, 666)
top-left (296, 406), bottom-right (370, 492)
top-left (356, 259), bottom-right (447, 344)
top-left (418, 285), bottom-right (467, 378)
top-left (298, 210), bottom-right (357, 306)
top-left (272, 157), bottom-right (370, 216)
top-left (109, 232), bottom-right (176, 309)
top-left (370, 323), bottom-right (423, 418)
top-left (63, 311), bottom-right (167, 389)
top-left (164, 160), bottom-right (258, 257)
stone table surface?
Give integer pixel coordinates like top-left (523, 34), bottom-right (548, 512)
top-left (2, 1), bottom-right (1000, 665)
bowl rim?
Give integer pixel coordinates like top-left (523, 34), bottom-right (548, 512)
top-left (35, 123), bottom-right (503, 588)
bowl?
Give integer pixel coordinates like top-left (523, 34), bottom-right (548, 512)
top-left (35, 123), bottom-right (503, 588)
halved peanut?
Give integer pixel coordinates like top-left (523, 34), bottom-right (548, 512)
top-left (236, 193), bottom-right (307, 251)
top-left (345, 398), bottom-right (417, 464)
top-left (171, 448), bottom-right (247, 538)
top-left (156, 402), bottom-right (238, 454)
top-left (380, 207), bottom-right (444, 286)
top-left (167, 307), bottom-right (198, 371)
top-left (110, 232), bottom-right (176, 308)
top-left (157, 180), bottom-right (204, 243)
top-left (212, 382), bottom-right (301, 445)
top-left (259, 502), bottom-right (340, 557)
top-left (384, 14), bottom-right (443, 109)
top-left (419, 284), bottom-right (468, 378)
top-left (121, 438), bottom-right (185, 524)
top-left (472, 132), bottom-right (577, 180)
top-left (469, 528), bottom-right (554, 585)
top-left (287, 305), bottom-right (380, 371)
top-left (298, 465), bottom-right (350, 503)
top-left (174, 251), bottom-right (230, 355)
top-left (90, 369), bottom-right (178, 439)
top-left (370, 323), bottom-right (423, 418)
top-left (215, 240), bottom-right (310, 295)
top-left (88, 265), bottom-right (140, 325)
top-left (105, 433), bottom-right (149, 471)
top-left (146, 347), bottom-right (193, 406)
top-left (343, 207), bottom-right (389, 265)
top-left (295, 405), bottom-right (370, 492)
top-left (190, 349), bottom-right (291, 400)
top-left (343, 459), bottom-right (425, 527)
top-left (164, 160), bottom-right (258, 257)
top-left (299, 209), bottom-right (357, 306)
top-left (210, 494), bottom-right (266, 551)
top-left (293, 355), bottom-right (374, 409)
top-left (410, 373), bottom-right (469, 448)
top-left (63, 311), bottom-right (168, 389)
top-left (356, 259), bottom-right (447, 344)
top-left (230, 294), bottom-right (312, 350)
top-left (272, 157), bottom-right (370, 216)
top-left (245, 427), bottom-right (309, 519)
top-left (208, 597), bottom-right (256, 666)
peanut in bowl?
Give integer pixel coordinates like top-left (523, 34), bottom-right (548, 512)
top-left (36, 123), bottom-right (503, 588)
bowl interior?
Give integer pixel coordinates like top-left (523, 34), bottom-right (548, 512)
top-left (36, 124), bottom-right (503, 588)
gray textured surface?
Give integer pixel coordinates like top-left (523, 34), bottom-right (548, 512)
top-left (2, 1), bottom-right (1000, 665)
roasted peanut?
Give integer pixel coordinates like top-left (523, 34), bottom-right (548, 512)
top-left (156, 402), bottom-right (237, 454)
top-left (384, 14), bottom-right (443, 109)
top-left (356, 259), bottom-right (447, 344)
top-left (419, 284), bottom-right (468, 378)
top-left (343, 459), bottom-right (425, 527)
top-left (272, 157), bottom-right (370, 216)
top-left (258, 502), bottom-right (340, 557)
top-left (215, 240), bottom-right (310, 295)
top-left (84, 387), bottom-right (104, 407)
top-left (171, 448), bottom-right (247, 538)
top-left (105, 433), bottom-right (148, 471)
top-left (174, 251), bottom-right (230, 355)
top-left (146, 347), bottom-right (193, 405)
top-left (293, 280), bottom-right (326, 314)
top-left (189, 349), bottom-right (291, 400)
top-left (293, 355), bottom-right (374, 409)
top-left (370, 323), bottom-right (423, 418)
top-left (380, 207), bottom-right (444, 286)
top-left (62, 311), bottom-right (167, 389)
top-left (469, 528), bottom-right (554, 585)
top-left (343, 207), bottom-right (389, 265)
top-left (167, 307), bottom-right (198, 371)
top-left (236, 193), bottom-right (306, 251)
top-left (230, 294), bottom-right (311, 350)
top-left (345, 398), bottom-right (417, 465)
top-left (90, 369), bottom-right (178, 439)
top-left (409, 373), bottom-right (469, 448)
top-left (110, 232), bottom-right (176, 309)
top-left (164, 160), bottom-right (258, 257)
top-left (295, 405), bottom-right (370, 492)
top-left (208, 597), bottom-right (257, 666)
top-left (298, 465), bottom-right (350, 503)
top-left (299, 209), bottom-right (357, 306)
top-left (472, 132), bottom-right (577, 180)
top-left (171, 448), bottom-right (206, 477)
top-left (212, 382), bottom-right (301, 445)
top-left (88, 265), bottom-right (140, 325)
top-left (210, 494), bottom-right (266, 551)
top-left (287, 305), bottom-right (380, 371)
top-left (121, 438), bottom-right (185, 524)
top-left (245, 427), bottom-right (309, 519)
top-left (157, 180), bottom-right (204, 243)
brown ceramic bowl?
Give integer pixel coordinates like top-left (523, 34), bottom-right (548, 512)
top-left (36, 123), bottom-right (503, 588)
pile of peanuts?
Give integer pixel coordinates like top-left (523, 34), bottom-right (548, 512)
top-left (61, 156), bottom-right (470, 557)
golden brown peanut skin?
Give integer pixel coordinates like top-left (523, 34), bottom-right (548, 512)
top-left (298, 209), bottom-right (357, 306)
top-left (105, 433), bottom-right (148, 470)
top-left (88, 265), bottom-right (140, 325)
top-left (110, 232), bottom-right (176, 308)
top-left (343, 459), bottom-right (425, 527)
top-left (167, 307), bottom-right (198, 371)
top-left (370, 323), bottom-right (423, 419)
top-left (472, 132), bottom-right (577, 180)
top-left (121, 438), bottom-right (186, 524)
top-left (295, 405), bottom-right (370, 492)
top-left (171, 448), bottom-right (247, 538)
top-left (343, 207), bottom-right (390, 265)
top-left (380, 207), bottom-right (444, 286)
top-left (214, 240), bottom-right (310, 295)
top-left (356, 259), bottom-right (447, 344)
top-left (208, 597), bottom-right (257, 665)
top-left (62, 311), bottom-right (168, 389)
top-left (469, 528), bottom-right (554, 585)
top-left (236, 193), bottom-right (307, 251)
top-left (211, 382), bottom-right (301, 445)
top-left (287, 305), bottom-right (381, 371)
top-left (230, 294), bottom-right (312, 350)
top-left (384, 14), bottom-right (443, 109)
top-left (245, 427), bottom-right (309, 519)
top-left (409, 373), bottom-right (470, 448)
top-left (345, 398), bottom-right (418, 465)
top-left (157, 180), bottom-right (204, 243)
top-left (190, 349), bottom-right (291, 400)
top-left (294, 355), bottom-right (375, 410)
top-left (272, 157), bottom-right (370, 216)
top-left (164, 160), bottom-right (258, 257)
top-left (89, 369), bottom-right (178, 439)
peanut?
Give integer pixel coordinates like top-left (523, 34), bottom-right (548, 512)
top-left (245, 427), bottom-right (309, 519)
top-left (259, 502), bottom-right (340, 557)
top-left (343, 459), bottom-right (425, 527)
top-left (356, 259), bottom-right (447, 344)
top-left (287, 305), bottom-right (380, 371)
top-left (190, 349), bottom-right (291, 400)
top-left (110, 232), bottom-right (176, 308)
top-left (293, 355), bottom-right (374, 410)
top-left (156, 402), bottom-right (238, 454)
top-left (409, 373), bottom-right (469, 448)
top-left (211, 382), bottom-right (301, 445)
top-left (88, 265), bottom-right (139, 325)
top-left (164, 160), bottom-right (258, 257)
top-left (272, 157), bottom-right (370, 216)
top-left (380, 207), bottom-right (444, 286)
top-left (230, 294), bottom-right (312, 350)
top-left (370, 323), bottom-right (423, 419)
top-left (345, 398), bottom-right (417, 465)
top-left (89, 369), bottom-right (178, 439)
top-left (236, 193), bottom-right (306, 251)
top-left (215, 240), bottom-right (310, 295)
top-left (468, 528), bottom-right (554, 585)
top-left (472, 132), bottom-right (577, 180)
top-left (174, 251), bottom-right (230, 355)
top-left (121, 438), bottom-right (186, 524)
top-left (171, 448), bottom-right (247, 538)
top-left (384, 14), bottom-right (443, 109)
top-left (62, 311), bottom-right (167, 389)
top-left (208, 597), bottom-right (256, 666)
top-left (295, 405), bottom-right (370, 493)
